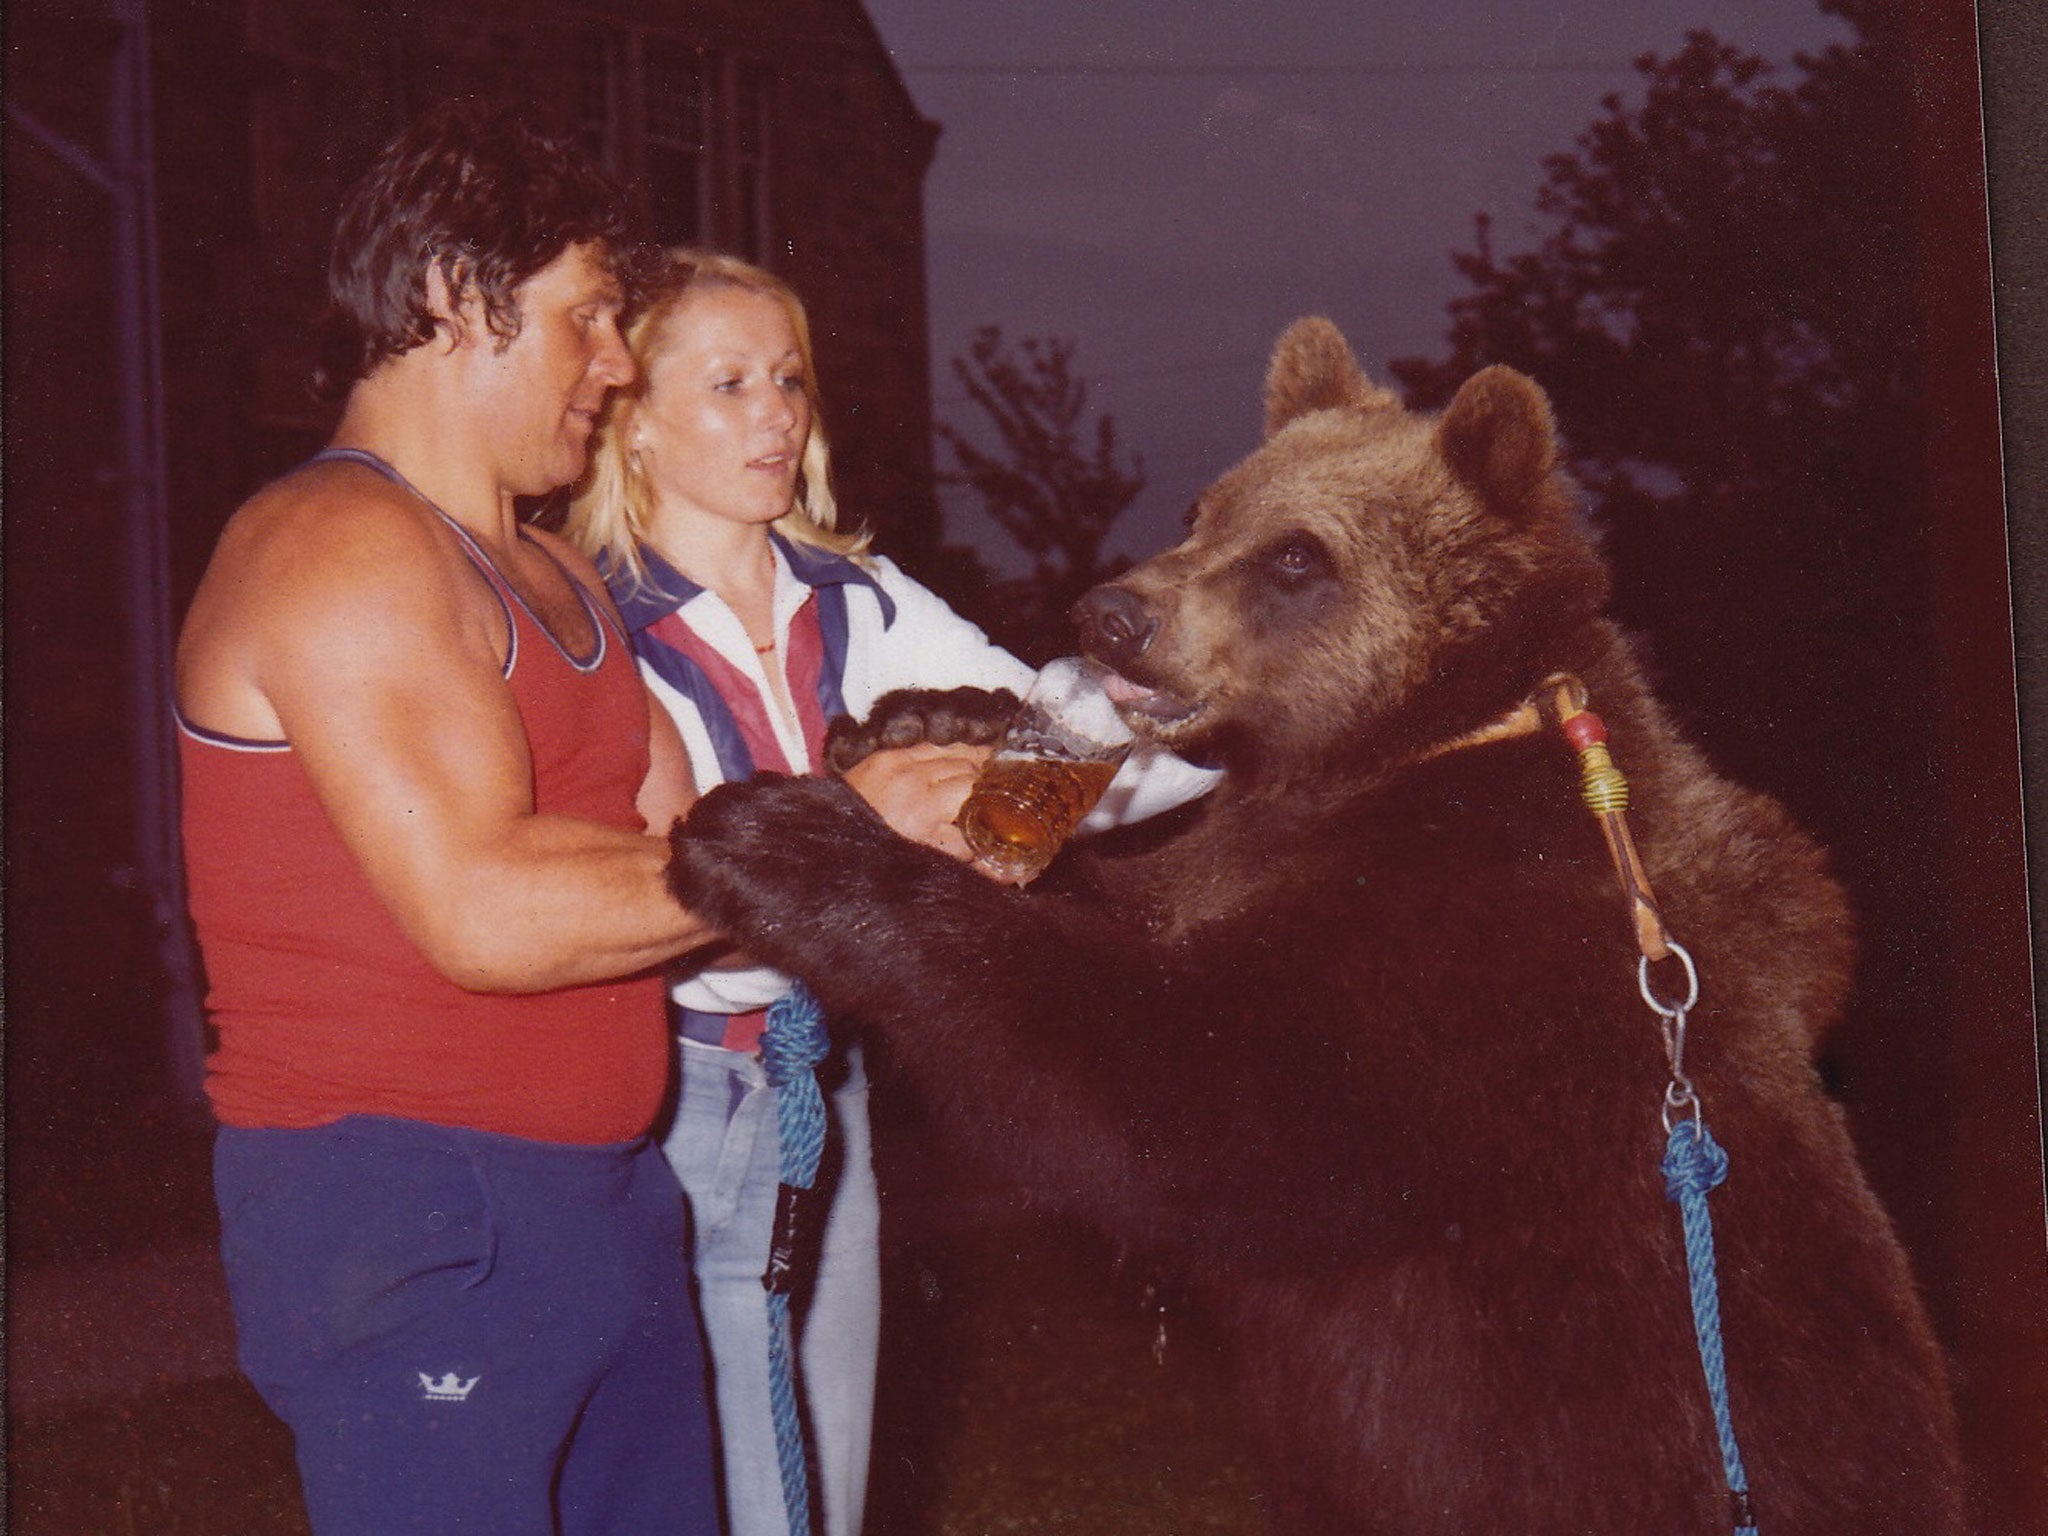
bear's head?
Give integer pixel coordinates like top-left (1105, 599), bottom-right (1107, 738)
top-left (1075, 317), bottom-right (1610, 786)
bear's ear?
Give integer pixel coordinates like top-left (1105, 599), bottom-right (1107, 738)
top-left (1263, 317), bottom-right (1401, 438)
top-left (1436, 365), bottom-right (1558, 510)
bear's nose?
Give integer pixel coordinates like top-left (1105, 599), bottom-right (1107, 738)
top-left (1073, 584), bottom-right (1159, 667)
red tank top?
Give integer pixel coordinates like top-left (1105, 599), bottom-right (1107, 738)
top-left (180, 505), bottom-right (668, 1145)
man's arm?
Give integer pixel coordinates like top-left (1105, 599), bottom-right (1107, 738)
top-left (182, 474), bottom-right (717, 993)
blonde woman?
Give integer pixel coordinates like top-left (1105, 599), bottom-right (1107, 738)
top-left (564, 250), bottom-right (1213, 1536)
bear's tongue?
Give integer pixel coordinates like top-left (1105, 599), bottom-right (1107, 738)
top-left (1096, 669), bottom-right (1159, 706)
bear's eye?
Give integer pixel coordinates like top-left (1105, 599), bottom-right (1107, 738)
top-left (1264, 534), bottom-right (1329, 582)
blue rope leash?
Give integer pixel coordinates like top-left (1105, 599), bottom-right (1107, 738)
top-left (760, 981), bottom-right (832, 1536)
top-left (1555, 683), bottom-right (1760, 1533)
top-left (1661, 1119), bottom-right (1759, 1536)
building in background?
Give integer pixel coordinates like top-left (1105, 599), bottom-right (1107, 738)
top-left (178, 0), bottom-right (941, 557)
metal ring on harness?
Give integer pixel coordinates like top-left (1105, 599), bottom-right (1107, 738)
top-left (1637, 941), bottom-right (1699, 1018)
top-left (1640, 942), bottom-right (1703, 1135)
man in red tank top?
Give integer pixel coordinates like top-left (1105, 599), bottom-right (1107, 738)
top-left (175, 101), bottom-right (980, 1536)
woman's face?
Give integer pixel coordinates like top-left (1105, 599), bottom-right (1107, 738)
top-left (632, 284), bottom-right (813, 539)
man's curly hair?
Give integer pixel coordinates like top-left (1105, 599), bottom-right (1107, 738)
top-left (316, 98), bottom-right (651, 396)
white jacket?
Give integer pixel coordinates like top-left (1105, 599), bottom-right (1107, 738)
top-left (610, 535), bottom-right (1218, 1019)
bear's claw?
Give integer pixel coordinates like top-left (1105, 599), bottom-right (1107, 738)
top-left (825, 686), bottom-right (1020, 776)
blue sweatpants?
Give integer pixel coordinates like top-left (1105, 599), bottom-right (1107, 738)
top-left (214, 1116), bottom-right (719, 1536)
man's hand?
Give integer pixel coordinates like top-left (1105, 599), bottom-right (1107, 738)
top-left (841, 742), bottom-right (990, 860)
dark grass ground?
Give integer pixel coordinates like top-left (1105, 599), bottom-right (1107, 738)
top-left (2, 814), bottom-right (1264, 1533)
top-left (5, 1092), bottom-right (1268, 1536)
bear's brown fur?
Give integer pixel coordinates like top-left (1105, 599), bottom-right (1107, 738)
top-left (670, 319), bottom-right (1965, 1533)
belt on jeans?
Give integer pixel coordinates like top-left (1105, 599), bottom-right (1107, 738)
top-left (677, 1006), bottom-right (766, 1049)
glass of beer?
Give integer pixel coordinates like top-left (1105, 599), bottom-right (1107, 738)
top-left (957, 656), bottom-right (1136, 885)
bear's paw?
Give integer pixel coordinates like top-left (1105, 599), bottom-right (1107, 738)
top-left (825, 686), bottom-right (1020, 776)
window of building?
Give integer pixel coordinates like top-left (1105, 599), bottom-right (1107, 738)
top-left (643, 37), bottom-right (713, 247)
top-left (730, 58), bottom-right (773, 262)
top-left (574, 28), bottom-right (623, 172)
top-left (573, 26), bottom-right (774, 261)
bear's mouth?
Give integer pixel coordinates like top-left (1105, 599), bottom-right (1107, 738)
top-left (1096, 667), bottom-right (1205, 734)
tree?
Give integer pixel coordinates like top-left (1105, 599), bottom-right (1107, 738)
top-left (1390, 13), bottom-right (2048, 1486)
top-left (936, 326), bottom-right (1146, 661)
top-left (1382, 25), bottom-right (2048, 1452)
top-left (1393, 2), bottom-right (1972, 1196)
top-left (1391, 2), bottom-right (1930, 862)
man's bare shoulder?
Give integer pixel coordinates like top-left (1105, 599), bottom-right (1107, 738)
top-left (178, 459), bottom-right (498, 733)
top-left (218, 459), bottom-right (463, 592)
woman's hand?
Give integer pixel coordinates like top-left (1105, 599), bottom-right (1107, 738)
top-left (841, 742), bottom-right (990, 859)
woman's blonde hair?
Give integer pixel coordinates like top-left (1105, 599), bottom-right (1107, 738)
top-left (563, 248), bottom-right (868, 596)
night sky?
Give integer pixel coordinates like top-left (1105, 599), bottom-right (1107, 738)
top-left (860, 0), bottom-right (1851, 569)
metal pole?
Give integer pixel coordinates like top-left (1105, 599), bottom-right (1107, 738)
top-left (7, 2), bottom-right (209, 1104)
top-left (112, 0), bottom-right (208, 1106)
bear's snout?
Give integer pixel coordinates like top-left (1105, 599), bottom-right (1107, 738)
top-left (1074, 583), bottom-right (1160, 670)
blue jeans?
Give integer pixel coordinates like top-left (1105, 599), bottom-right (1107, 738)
top-left (663, 1039), bottom-right (880, 1536)
top-left (215, 1116), bottom-right (718, 1536)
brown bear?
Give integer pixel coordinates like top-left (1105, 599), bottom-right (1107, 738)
top-left (668, 318), bottom-right (1966, 1534)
